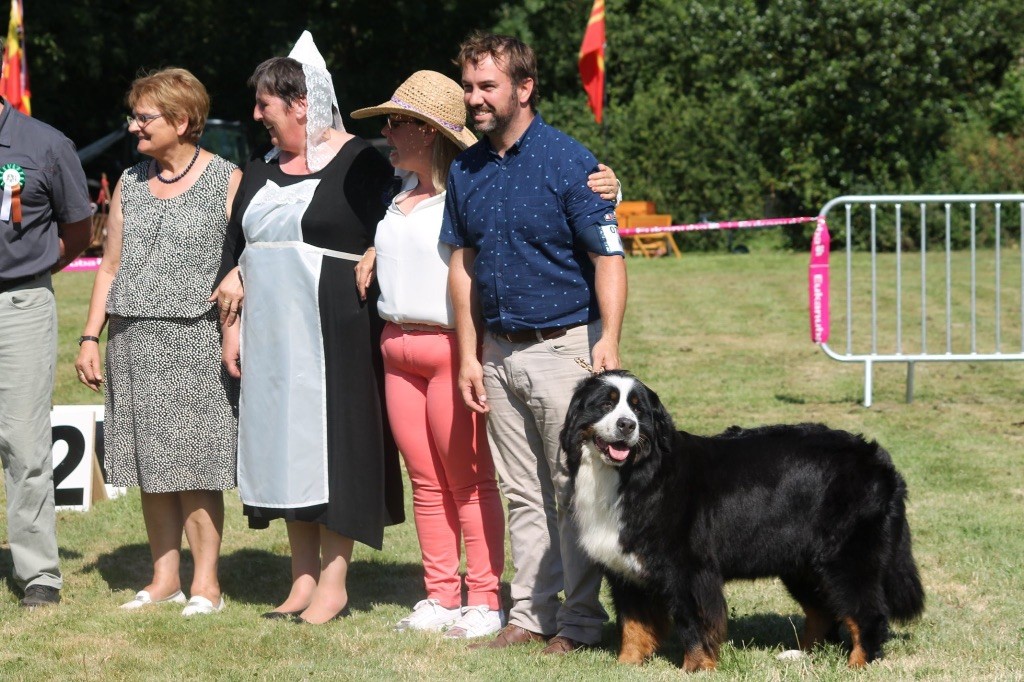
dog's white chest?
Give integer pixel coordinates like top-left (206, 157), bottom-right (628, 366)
top-left (571, 445), bottom-right (645, 581)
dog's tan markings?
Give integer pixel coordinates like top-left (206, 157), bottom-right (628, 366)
top-left (799, 604), bottom-right (834, 650)
top-left (682, 645), bottom-right (717, 672)
top-left (618, 616), bottom-right (661, 664)
top-left (608, 388), bottom-right (619, 404)
top-left (845, 617), bottom-right (868, 668)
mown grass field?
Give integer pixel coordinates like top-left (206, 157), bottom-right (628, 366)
top-left (2, 251), bottom-right (1023, 680)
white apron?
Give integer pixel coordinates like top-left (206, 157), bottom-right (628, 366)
top-left (236, 179), bottom-right (362, 508)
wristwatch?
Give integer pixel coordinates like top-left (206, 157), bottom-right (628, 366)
top-left (78, 335), bottom-right (100, 345)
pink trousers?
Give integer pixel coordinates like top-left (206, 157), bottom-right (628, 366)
top-left (380, 322), bottom-right (504, 609)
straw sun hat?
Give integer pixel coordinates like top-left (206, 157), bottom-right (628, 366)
top-left (351, 70), bottom-right (477, 150)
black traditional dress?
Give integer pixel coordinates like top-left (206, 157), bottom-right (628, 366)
top-left (224, 138), bottom-right (404, 549)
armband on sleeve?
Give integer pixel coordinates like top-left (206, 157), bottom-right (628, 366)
top-left (577, 212), bottom-right (625, 256)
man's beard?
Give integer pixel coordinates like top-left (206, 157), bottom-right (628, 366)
top-left (470, 93), bottom-right (517, 136)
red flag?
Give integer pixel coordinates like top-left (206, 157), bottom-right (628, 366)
top-left (1, 0), bottom-right (30, 115)
top-left (578, 0), bottom-right (605, 124)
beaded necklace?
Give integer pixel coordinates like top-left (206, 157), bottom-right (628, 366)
top-left (152, 145), bottom-right (201, 184)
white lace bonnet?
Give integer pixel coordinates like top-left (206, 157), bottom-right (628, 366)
top-left (286, 30), bottom-right (345, 171)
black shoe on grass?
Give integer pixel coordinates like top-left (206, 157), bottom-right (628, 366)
top-left (20, 585), bottom-right (60, 608)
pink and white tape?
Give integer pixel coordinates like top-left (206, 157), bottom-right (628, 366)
top-left (64, 257), bottom-right (102, 272)
top-left (617, 215), bottom-right (820, 236)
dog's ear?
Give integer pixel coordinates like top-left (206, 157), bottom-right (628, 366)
top-left (560, 375), bottom-right (597, 467)
top-left (646, 385), bottom-right (676, 455)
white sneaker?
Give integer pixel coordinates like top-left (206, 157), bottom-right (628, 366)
top-left (395, 599), bottom-right (461, 632)
top-left (443, 605), bottom-right (506, 639)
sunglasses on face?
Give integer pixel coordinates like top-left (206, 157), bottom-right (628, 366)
top-left (386, 115), bottom-right (422, 130)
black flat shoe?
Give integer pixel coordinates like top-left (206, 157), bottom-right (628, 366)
top-left (262, 609), bottom-right (304, 620)
top-left (291, 605), bottom-right (351, 624)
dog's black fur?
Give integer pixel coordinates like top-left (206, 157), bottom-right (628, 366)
top-left (560, 370), bottom-right (924, 671)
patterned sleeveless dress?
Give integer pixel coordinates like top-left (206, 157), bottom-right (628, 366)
top-left (103, 155), bottom-right (238, 493)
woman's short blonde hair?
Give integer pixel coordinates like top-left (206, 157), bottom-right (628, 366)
top-left (127, 68), bottom-right (210, 144)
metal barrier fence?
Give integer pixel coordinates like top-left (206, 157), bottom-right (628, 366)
top-left (812, 194), bottom-right (1024, 406)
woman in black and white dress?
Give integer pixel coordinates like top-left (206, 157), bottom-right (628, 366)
top-left (217, 33), bottom-right (403, 624)
top-left (75, 68), bottom-right (241, 616)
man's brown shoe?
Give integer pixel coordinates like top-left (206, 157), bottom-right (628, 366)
top-left (540, 635), bottom-right (588, 655)
top-left (468, 623), bottom-right (549, 650)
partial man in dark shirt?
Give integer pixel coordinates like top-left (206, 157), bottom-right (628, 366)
top-left (0, 96), bottom-right (93, 608)
top-left (442, 33), bottom-right (627, 654)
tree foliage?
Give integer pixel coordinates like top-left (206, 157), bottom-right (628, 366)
top-left (493, 0), bottom-right (1024, 249)
top-left (21, 0), bottom-right (498, 145)
top-left (9, 0), bottom-right (1024, 250)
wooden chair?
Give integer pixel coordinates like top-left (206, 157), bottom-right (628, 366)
top-left (615, 200), bottom-right (656, 226)
top-left (623, 213), bottom-right (681, 258)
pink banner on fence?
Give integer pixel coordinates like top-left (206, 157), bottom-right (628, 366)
top-left (808, 217), bottom-right (830, 344)
top-left (64, 257), bottom-right (102, 272)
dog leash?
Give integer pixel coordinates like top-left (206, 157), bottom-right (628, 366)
top-left (575, 357), bottom-right (599, 374)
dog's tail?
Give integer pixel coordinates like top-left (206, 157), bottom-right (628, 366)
top-left (884, 480), bottom-right (925, 623)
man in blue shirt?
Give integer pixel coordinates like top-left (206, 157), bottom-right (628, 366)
top-left (0, 97), bottom-right (93, 608)
top-left (442, 32), bottom-right (627, 654)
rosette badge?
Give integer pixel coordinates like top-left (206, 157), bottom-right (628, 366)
top-left (1, 163), bottom-right (26, 223)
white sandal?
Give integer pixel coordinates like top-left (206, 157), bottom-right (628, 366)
top-left (120, 589), bottom-right (187, 610)
top-left (181, 595), bottom-right (225, 616)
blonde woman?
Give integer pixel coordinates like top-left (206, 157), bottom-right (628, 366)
top-left (350, 72), bottom-right (620, 638)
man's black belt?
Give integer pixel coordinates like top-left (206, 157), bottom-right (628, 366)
top-left (495, 324), bottom-right (581, 344)
top-left (0, 272), bottom-right (48, 294)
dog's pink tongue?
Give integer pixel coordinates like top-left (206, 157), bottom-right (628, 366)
top-left (608, 443), bottom-right (630, 462)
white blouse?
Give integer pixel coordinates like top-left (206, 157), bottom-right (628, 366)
top-left (374, 185), bottom-right (454, 328)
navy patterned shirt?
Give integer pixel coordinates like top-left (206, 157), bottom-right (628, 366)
top-left (440, 114), bottom-right (622, 334)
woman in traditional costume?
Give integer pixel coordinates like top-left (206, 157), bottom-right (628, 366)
top-left (218, 32), bottom-right (403, 624)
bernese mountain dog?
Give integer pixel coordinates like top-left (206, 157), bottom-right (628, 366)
top-left (560, 370), bottom-right (924, 672)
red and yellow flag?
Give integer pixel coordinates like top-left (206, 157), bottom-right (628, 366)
top-left (578, 0), bottom-right (605, 124)
top-left (1, 0), bottom-right (31, 115)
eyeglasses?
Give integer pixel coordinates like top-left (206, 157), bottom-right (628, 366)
top-left (126, 112), bottom-right (163, 126)
top-left (386, 115), bottom-right (421, 131)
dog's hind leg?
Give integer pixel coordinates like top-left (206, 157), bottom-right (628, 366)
top-left (821, 561), bottom-right (890, 666)
top-left (610, 576), bottom-right (669, 664)
top-left (799, 604), bottom-right (839, 651)
top-left (782, 576), bottom-right (840, 650)
top-left (843, 607), bottom-right (889, 668)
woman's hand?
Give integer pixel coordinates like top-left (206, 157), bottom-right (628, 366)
top-left (210, 266), bottom-right (244, 327)
top-left (74, 341), bottom-right (104, 392)
top-left (355, 247), bottom-right (376, 301)
top-left (222, 323), bottom-right (241, 379)
top-left (587, 163), bottom-right (621, 202)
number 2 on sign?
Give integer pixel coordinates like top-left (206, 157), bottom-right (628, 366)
top-left (51, 425), bottom-right (85, 507)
